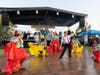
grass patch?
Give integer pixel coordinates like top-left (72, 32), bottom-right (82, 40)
top-left (0, 49), bottom-right (4, 56)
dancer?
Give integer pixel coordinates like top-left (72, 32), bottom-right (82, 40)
top-left (71, 36), bottom-right (83, 53)
top-left (59, 31), bottom-right (73, 60)
top-left (92, 40), bottom-right (100, 62)
top-left (48, 32), bottom-right (62, 54)
top-left (1, 30), bottom-right (30, 74)
top-left (28, 42), bottom-right (46, 57)
top-left (16, 30), bottom-right (30, 68)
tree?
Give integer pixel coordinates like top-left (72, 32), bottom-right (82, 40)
top-left (0, 25), bottom-right (14, 47)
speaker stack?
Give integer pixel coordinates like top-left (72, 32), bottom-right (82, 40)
top-left (79, 18), bottom-right (85, 28)
top-left (1, 11), bottom-right (9, 26)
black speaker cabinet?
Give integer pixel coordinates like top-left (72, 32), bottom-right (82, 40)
top-left (79, 18), bottom-right (85, 27)
top-left (1, 12), bottom-right (9, 26)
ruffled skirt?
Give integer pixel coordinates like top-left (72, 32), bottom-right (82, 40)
top-left (2, 41), bottom-right (30, 74)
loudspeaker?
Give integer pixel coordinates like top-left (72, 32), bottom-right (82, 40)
top-left (1, 12), bottom-right (9, 26)
top-left (79, 18), bottom-right (85, 27)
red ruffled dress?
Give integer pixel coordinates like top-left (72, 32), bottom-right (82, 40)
top-left (48, 38), bottom-right (62, 54)
top-left (2, 40), bottom-right (30, 74)
top-left (92, 44), bottom-right (100, 62)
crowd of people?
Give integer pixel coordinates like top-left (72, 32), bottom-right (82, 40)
top-left (1, 30), bottom-right (85, 74)
top-left (2, 28), bottom-right (100, 75)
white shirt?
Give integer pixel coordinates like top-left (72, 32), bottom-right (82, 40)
top-left (62, 35), bottom-right (71, 44)
top-left (34, 35), bottom-right (39, 42)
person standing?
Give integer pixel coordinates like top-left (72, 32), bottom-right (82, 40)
top-left (59, 31), bottom-right (73, 60)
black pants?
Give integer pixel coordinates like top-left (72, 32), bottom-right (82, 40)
top-left (59, 43), bottom-right (71, 59)
top-left (59, 37), bottom-right (62, 44)
top-left (47, 40), bottom-right (51, 46)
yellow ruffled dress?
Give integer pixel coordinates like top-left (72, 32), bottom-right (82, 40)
top-left (71, 39), bottom-right (83, 53)
top-left (28, 42), bottom-right (46, 57)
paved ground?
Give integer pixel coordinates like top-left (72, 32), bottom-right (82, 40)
top-left (0, 49), bottom-right (100, 75)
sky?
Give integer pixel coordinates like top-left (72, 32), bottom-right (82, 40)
top-left (0, 0), bottom-right (100, 30)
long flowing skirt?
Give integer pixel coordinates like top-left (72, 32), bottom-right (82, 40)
top-left (28, 42), bottom-right (46, 57)
top-left (2, 41), bottom-right (30, 74)
top-left (72, 43), bottom-right (83, 53)
top-left (93, 50), bottom-right (100, 62)
top-left (48, 40), bottom-right (62, 54)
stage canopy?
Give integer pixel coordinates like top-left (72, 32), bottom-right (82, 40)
top-left (0, 7), bottom-right (87, 27)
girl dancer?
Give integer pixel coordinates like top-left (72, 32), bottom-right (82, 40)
top-left (1, 30), bottom-right (30, 74)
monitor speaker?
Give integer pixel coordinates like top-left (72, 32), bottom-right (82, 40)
top-left (79, 18), bottom-right (85, 27)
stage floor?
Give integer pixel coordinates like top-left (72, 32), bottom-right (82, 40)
top-left (0, 49), bottom-right (100, 75)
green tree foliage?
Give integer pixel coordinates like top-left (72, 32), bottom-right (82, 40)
top-left (0, 25), bottom-right (14, 47)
